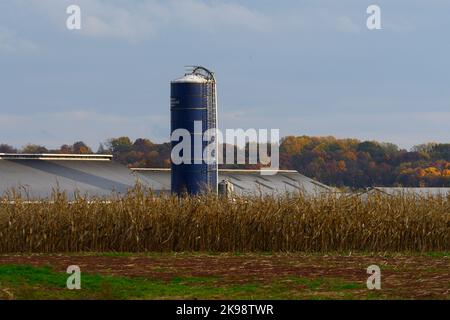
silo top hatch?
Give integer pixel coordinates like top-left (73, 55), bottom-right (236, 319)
top-left (172, 74), bottom-right (208, 84)
top-left (172, 66), bottom-right (216, 84)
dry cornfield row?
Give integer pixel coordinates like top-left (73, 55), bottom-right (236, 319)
top-left (0, 187), bottom-right (449, 253)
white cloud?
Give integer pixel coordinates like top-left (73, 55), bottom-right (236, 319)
top-left (0, 111), bottom-right (169, 149)
top-left (11, 0), bottom-right (420, 43)
top-left (0, 27), bottom-right (38, 53)
top-left (219, 109), bottom-right (450, 150)
top-left (16, 0), bottom-right (389, 41)
top-left (1, 109), bottom-right (448, 151)
top-left (171, 0), bottom-right (270, 32)
top-left (336, 16), bottom-right (361, 34)
top-left (23, 0), bottom-right (270, 40)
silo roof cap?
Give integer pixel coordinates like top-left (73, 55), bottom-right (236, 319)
top-left (172, 74), bottom-right (208, 84)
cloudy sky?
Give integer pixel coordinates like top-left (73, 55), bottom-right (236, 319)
top-left (0, 0), bottom-right (449, 150)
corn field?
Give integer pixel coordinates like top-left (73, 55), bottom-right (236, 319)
top-left (0, 187), bottom-right (449, 253)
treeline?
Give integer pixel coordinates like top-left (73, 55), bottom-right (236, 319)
top-left (279, 136), bottom-right (450, 188)
top-left (0, 138), bottom-right (171, 169)
top-left (1, 136), bottom-right (449, 188)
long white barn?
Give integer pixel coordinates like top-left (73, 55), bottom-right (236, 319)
top-left (367, 187), bottom-right (450, 197)
top-left (132, 168), bottom-right (332, 197)
top-left (0, 154), bottom-right (332, 200)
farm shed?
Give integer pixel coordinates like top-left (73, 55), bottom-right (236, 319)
top-left (0, 154), bottom-right (137, 200)
top-left (367, 187), bottom-right (450, 197)
top-left (0, 154), bottom-right (332, 199)
top-left (132, 168), bottom-right (333, 197)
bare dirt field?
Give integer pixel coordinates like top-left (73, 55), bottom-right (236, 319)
top-left (0, 253), bottom-right (448, 300)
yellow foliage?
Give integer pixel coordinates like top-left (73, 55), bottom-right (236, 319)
top-left (280, 136), bottom-right (311, 154)
top-left (337, 160), bottom-right (346, 171)
top-left (423, 167), bottom-right (441, 177)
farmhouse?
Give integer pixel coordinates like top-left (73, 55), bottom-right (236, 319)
top-left (0, 154), bottom-right (332, 200)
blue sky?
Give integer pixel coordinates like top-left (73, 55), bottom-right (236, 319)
top-left (0, 0), bottom-right (449, 150)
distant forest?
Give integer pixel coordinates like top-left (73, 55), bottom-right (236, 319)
top-left (1, 136), bottom-right (449, 188)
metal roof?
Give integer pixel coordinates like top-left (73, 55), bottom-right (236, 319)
top-left (132, 168), bottom-right (332, 196)
top-left (0, 154), bottom-right (332, 199)
top-left (370, 187), bottom-right (450, 197)
top-left (0, 156), bottom-right (137, 199)
top-left (0, 153), bottom-right (113, 161)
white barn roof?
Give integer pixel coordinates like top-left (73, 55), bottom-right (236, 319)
top-left (132, 168), bottom-right (333, 196)
top-left (370, 187), bottom-right (450, 197)
top-left (0, 154), bottom-right (332, 199)
top-left (0, 154), bottom-right (137, 199)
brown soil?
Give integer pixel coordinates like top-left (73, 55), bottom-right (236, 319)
top-left (0, 253), bottom-right (448, 299)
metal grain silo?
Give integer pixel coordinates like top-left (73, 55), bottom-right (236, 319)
top-left (170, 66), bottom-right (218, 195)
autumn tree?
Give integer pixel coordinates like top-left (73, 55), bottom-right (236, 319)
top-left (0, 144), bottom-right (17, 153)
top-left (106, 137), bottom-right (133, 154)
top-left (2, 135), bottom-right (448, 188)
top-left (21, 144), bottom-right (48, 154)
top-left (72, 141), bottom-right (92, 154)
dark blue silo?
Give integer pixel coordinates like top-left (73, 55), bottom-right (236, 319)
top-left (171, 67), bottom-right (218, 196)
